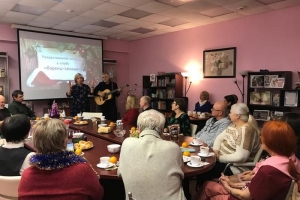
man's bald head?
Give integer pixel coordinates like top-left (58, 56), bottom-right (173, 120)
top-left (211, 101), bottom-right (227, 119)
top-left (0, 95), bottom-right (6, 109)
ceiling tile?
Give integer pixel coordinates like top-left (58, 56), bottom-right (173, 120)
top-left (200, 7), bottom-right (233, 17)
top-left (125, 19), bottom-right (153, 27)
top-left (28, 21), bottom-right (55, 28)
top-left (109, 0), bottom-right (153, 8)
top-left (159, 8), bottom-right (191, 18)
top-left (205, 0), bottom-right (241, 6)
top-left (144, 23), bottom-right (170, 30)
top-left (214, 12), bottom-right (244, 21)
top-left (177, 12), bottom-right (211, 22)
top-left (156, 0), bottom-right (197, 6)
top-left (192, 17), bottom-right (220, 26)
top-left (69, 16), bottom-right (99, 24)
top-left (94, 2), bottom-right (131, 14)
top-left (137, 1), bottom-right (173, 13)
top-left (140, 14), bottom-right (172, 23)
top-left (147, 29), bottom-right (167, 35)
top-left (50, 2), bottom-right (92, 15)
top-left (0, 16), bottom-right (32, 24)
top-left (119, 8), bottom-right (152, 19)
top-left (257, 0), bottom-right (283, 4)
top-left (130, 27), bottom-right (155, 34)
top-left (159, 18), bottom-right (188, 27)
top-left (0, 0), bottom-right (21, 3)
top-left (52, 24), bottom-right (76, 31)
top-left (99, 28), bottom-right (123, 34)
top-left (0, 1), bottom-right (17, 10)
top-left (62, 0), bottom-right (105, 7)
top-left (105, 15), bottom-right (135, 23)
top-left (113, 24), bottom-right (138, 30)
top-left (268, 0), bottom-right (300, 9)
top-left (18, 0), bottom-right (58, 10)
top-left (92, 20), bottom-right (119, 28)
top-left (5, 11), bottom-right (37, 20)
top-left (59, 20), bottom-right (85, 28)
top-left (81, 10), bottom-right (113, 20)
top-left (223, 0), bottom-right (265, 12)
top-left (179, 1), bottom-right (218, 12)
top-left (0, 9), bottom-right (8, 17)
top-left (73, 29), bottom-right (95, 34)
top-left (11, 4), bottom-right (47, 15)
top-left (81, 25), bottom-right (107, 31)
top-left (41, 10), bottom-right (74, 20)
top-left (239, 5), bottom-right (273, 15)
top-left (119, 30), bottom-right (141, 36)
top-left (33, 16), bottom-right (65, 24)
top-left (109, 34), bottom-right (130, 39)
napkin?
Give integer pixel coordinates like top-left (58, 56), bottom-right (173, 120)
top-left (180, 148), bottom-right (196, 152)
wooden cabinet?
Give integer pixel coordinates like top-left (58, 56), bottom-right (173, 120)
top-left (247, 71), bottom-right (293, 120)
top-left (0, 52), bottom-right (9, 102)
top-left (143, 73), bottom-right (184, 114)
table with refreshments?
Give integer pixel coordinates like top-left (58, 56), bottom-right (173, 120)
top-left (25, 114), bottom-right (216, 200)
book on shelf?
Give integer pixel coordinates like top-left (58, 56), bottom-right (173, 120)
top-left (165, 77), bottom-right (170, 85)
top-left (157, 101), bottom-right (166, 110)
top-left (167, 89), bottom-right (175, 99)
top-left (250, 91), bottom-right (271, 105)
top-left (272, 93), bottom-right (280, 107)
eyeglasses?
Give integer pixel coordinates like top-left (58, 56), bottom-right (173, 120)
top-left (211, 108), bottom-right (221, 112)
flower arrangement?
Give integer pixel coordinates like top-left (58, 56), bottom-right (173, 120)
top-left (206, 52), bottom-right (233, 75)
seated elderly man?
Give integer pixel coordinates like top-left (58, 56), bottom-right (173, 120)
top-left (8, 90), bottom-right (35, 118)
top-left (0, 114), bottom-right (34, 176)
top-left (196, 101), bottom-right (231, 146)
top-left (118, 109), bottom-right (185, 200)
top-left (139, 96), bottom-right (151, 112)
top-left (0, 95), bottom-right (10, 124)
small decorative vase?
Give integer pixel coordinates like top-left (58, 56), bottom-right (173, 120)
top-left (216, 68), bottom-right (222, 76)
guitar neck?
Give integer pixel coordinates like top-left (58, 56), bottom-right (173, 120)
top-left (107, 88), bottom-right (119, 95)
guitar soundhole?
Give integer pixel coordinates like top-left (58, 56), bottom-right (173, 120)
top-left (103, 95), bottom-right (108, 101)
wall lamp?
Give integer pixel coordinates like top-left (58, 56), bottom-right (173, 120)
top-left (233, 70), bottom-right (248, 103)
top-left (181, 72), bottom-right (192, 97)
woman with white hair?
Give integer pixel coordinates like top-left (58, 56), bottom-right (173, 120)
top-left (196, 103), bottom-right (260, 188)
top-left (18, 119), bottom-right (104, 199)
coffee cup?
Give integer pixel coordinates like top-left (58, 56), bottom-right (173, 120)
top-left (197, 112), bottom-right (201, 116)
top-left (193, 111), bottom-right (196, 115)
top-left (100, 156), bottom-right (110, 166)
top-left (44, 113), bottom-right (49, 118)
top-left (116, 120), bottom-right (122, 125)
top-left (193, 138), bottom-right (202, 145)
top-left (200, 113), bottom-right (206, 118)
top-left (200, 147), bottom-right (209, 156)
top-left (187, 111), bottom-right (192, 116)
top-left (100, 116), bottom-right (105, 121)
top-left (190, 156), bottom-right (201, 166)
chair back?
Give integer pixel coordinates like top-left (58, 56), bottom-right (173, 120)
top-left (190, 124), bottom-right (198, 138)
top-left (285, 179), bottom-right (295, 200)
top-left (82, 112), bottom-right (102, 118)
top-left (252, 146), bottom-right (264, 163)
top-left (0, 176), bottom-right (21, 200)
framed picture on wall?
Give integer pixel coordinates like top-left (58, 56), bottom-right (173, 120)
top-left (284, 91), bottom-right (298, 107)
top-left (0, 85), bottom-right (3, 95)
top-left (253, 110), bottom-right (270, 121)
top-left (203, 47), bottom-right (236, 78)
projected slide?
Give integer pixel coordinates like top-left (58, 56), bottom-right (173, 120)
top-left (18, 30), bottom-right (103, 100)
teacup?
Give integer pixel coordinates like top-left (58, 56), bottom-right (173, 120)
top-left (187, 111), bottom-right (192, 116)
top-left (44, 113), bottom-right (49, 118)
top-left (100, 156), bottom-right (110, 166)
top-left (100, 116), bottom-right (105, 121)
top-left (200, 147), bottom-right (209, 156)
top-left (190, 156), bottom-right (201, 166)
top-left (116, 120), bottom-right (122, 125)
top-left (193, 111), bottom-right (196, 115)
top-left (197, 112), bottom-right (201, 116)
top-left (193, 138), bottom-right (202, 145)
top-left (200, 113), bottom-right (206, 118)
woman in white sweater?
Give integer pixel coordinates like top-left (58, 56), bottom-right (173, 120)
top-left (197, 103), bottom-right (260, 188)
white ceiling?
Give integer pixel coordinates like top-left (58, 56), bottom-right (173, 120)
top-left (0, 0), bottom-right (299, 41)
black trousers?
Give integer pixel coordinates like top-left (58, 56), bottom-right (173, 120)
top-left (196, 161), bottom-right (233, 189)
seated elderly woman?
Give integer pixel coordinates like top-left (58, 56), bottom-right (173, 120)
top-left (196, 103), bottom-right (260, 187)
top-left (196, 121), bottom-right (300, 200)
top-left (122, 94), bottom-right (139, 126)
top-left (18, 119), bottom-right (104, 200)
top-left (164, 98), bottom-right (191, 136)
top-left (0, 114), bottom-right (34, 176)
top-left (195, 91), bottom-right (212, 113)
top-left (118, 109), bottom-right (186, 200)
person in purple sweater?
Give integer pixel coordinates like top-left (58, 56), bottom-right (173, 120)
top-left (195, 91), bottom-right (212, 113)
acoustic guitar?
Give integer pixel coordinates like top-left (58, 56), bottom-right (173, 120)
top-left (94, 84), bottom-right (129, 105)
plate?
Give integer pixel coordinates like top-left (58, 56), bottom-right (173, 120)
top-left (183, 156), bottom-right (191, 163)
top-left (79, 145), bottom-right (94, 150)
top-left (73, 121), bottom-right (88, 125)
top-left (198, 152), bottom-right (214, 157)
top-left (187, 162), bottom-right (203, 168)
top-left (189, 142), bottom-right (203, 146)
top-left (97, 163), bottom-right (114, 169)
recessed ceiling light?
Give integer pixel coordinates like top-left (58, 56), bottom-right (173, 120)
top-left (238, 6), bottom-right (246, 11)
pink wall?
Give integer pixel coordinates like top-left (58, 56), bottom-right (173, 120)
top-left (129, 5), bottom-right (300, 111)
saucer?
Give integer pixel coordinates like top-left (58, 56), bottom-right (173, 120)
top-left (189, 142), bottom-right (203, 146)
top-left (187, 162), bottom-right (203, 168)
top-left (97, 163), bottom-right (114, 169)
top-left (183, 156), bottom-right (191, 163)
top-left (198, 152), bottom-right (214, 157)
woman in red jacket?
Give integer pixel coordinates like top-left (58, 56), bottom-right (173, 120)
top-left (122, 95), bottom-right (139, 126)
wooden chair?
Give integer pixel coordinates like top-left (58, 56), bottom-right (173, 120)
top-left (0, 175), bottom-right (21, 200)
top-left (190, 124), bottom-right (198, 138)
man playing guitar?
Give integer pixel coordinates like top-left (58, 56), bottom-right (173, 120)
top-left (93, 73), bottom-right (121, 121)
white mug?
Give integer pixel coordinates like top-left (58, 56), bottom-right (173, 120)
top-left (193, 138), bottom-right (202, 145)
top-left (200, 147), bottom-right (209, 156)
top-left (100, 116), bottom-right (105, 120)
top-left (200, 113), bottom-right (206, 118)
top-left (197, 112), bottom-right (201, 116)
top-left (190, 156), bottom-right (201, 166)
top-left (116, 120), bottom-right (122, 125)
top-left (44, 113), bottom-right (49, 118)
top-left (187, 111), bottom-right (192, 116)
top-left (100, 157), bottom-right (109, 165)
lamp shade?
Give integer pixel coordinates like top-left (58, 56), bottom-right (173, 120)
top-left (239, 70), bottom-right (248, 76)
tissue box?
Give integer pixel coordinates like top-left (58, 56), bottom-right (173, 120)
top-left (72, 135), bottom-right (87, 143)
